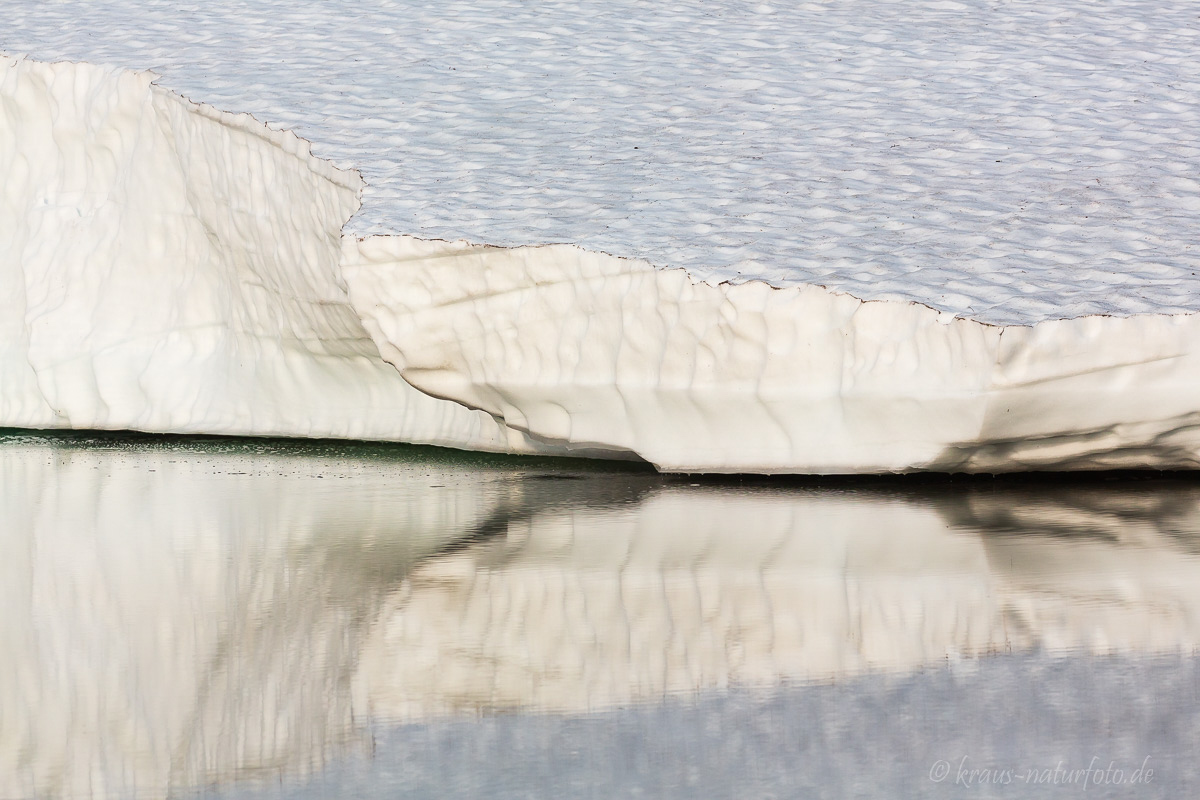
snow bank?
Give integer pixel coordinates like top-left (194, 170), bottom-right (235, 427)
top-left (5, 55), bottom-right (1200, 472)
top-left (346, 236), bottom-right (1200, 473)
top-left (0, 56), bottom-right (547, 454)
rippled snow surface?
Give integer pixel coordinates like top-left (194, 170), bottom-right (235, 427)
top-left (6, 0), bottom-right (1200, 323)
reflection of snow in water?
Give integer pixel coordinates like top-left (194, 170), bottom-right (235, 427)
top-left (363, 485), bottom-right (1200, 719)
top-left (0, 437), bottom-right (515, 798)
top-left (2, 436), bottom-right (1200, 796)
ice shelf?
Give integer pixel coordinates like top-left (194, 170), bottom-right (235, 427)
top-left (4, 54), bottom-right (1200, 473)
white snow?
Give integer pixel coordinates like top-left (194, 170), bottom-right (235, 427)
top-left (4, 1), bottom-right (1200, 472)
top-left (5, 0), bottom-right (1200, 323)
top-left (0, 56), bottom-right (551, 455)
top-left (347, 236), bottom-right (1200, 472)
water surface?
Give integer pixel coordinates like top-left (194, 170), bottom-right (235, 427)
top-left (2, 432), bottom-right (1198, 798)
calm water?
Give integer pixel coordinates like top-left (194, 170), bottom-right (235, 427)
top-left (2, 432), bottom-right (1198, 798)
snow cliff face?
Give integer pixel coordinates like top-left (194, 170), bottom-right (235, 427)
top-left (346, 236), bottom-right (1200, 473)
top-left (5, 55), bottom-right (1200, 472)
top-left (0, 57), bottom-right (549, 455)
